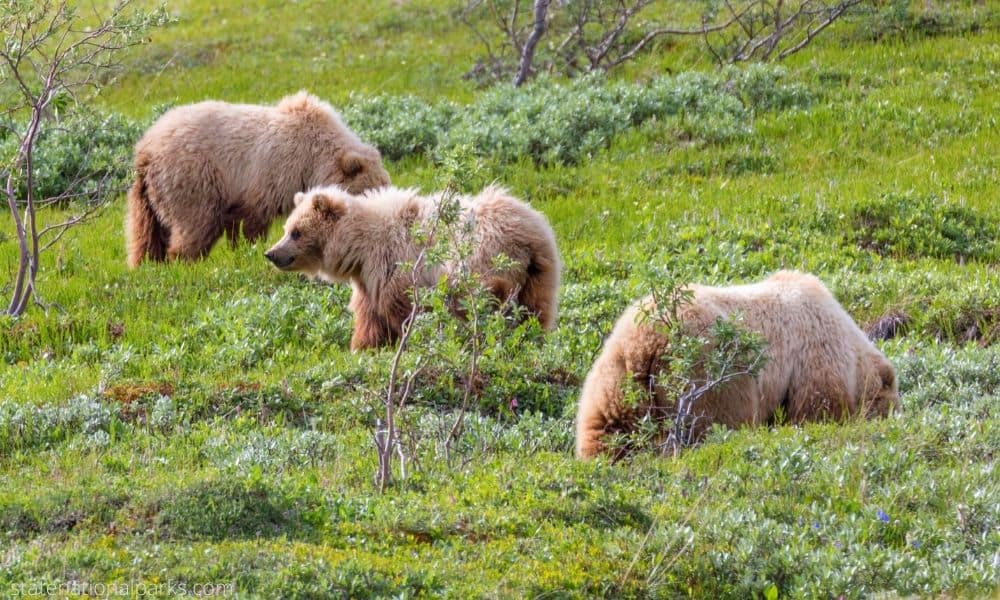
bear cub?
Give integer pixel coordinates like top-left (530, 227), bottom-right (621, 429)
top-left (266, 185), bottom-right (561, 350)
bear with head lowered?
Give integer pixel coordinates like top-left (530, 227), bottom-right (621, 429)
top-left (575, 271), bottom-right (899, 459)
top-left (126, 91), bottom-right (390, 268)
top-left (266, 185), bottom-right (561, 350)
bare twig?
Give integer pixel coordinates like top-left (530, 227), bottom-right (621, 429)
top-left (38, 200), bottom-right (108, 253)
top-left (603, 5), bottom-right (755, 70)
top-left (464, 0), bottom-right (865, 82)
top-left (777, 1), bottom-right (859, 59)
top-left (374, 271), bottom-right (424, 492)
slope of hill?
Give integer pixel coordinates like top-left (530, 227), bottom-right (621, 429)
top-left (2, 1), bottom-right (998, 597)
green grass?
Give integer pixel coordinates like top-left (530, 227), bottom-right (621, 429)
top-left (3, 1), bottom-right (1000, 597)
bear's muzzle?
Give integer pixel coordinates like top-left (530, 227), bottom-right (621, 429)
top-left (264, 250), bottom-right (295, 269)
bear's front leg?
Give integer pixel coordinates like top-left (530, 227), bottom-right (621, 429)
top-left (349, 287), bottom-right (392, 350)
top-left (348, 284), bottom-right (411, 350)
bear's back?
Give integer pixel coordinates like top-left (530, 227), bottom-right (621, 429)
top-left (686, 271), bottom-right (872, 372)
top-left (137, 100), bottom-right (275, 154)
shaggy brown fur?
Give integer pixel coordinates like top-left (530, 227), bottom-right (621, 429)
top-left (576, 271), bottom-right (899, 459)
top-left (126, 91), bottom-right (390, 268)
top-left (265, 185), bottom-right (561, 350)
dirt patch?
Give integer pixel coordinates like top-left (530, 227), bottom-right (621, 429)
top-left (104, 382), bottom-right (174, 404)
top-left (952, 308), bottom-right (1000, 346)
top-left (866, 310), bottom-right (912, 342)
top-left (104, 382), bottom-right (175, 422)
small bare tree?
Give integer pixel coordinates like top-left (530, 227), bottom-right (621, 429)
top-left (366, 151), bottom-right (530, 490)
top-left (368, 158), bottom-right (478, 492)
top-left (703, 0), bottom-right (866, 64)
top-left (461, 0), bottom-right (868, 84)
top-left (1, 0), bottom-right (167, 316)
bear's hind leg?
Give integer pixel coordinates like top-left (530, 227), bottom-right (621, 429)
top-left (221, 205), bottom-right (270, 248)
top-left (224, 221), bottom-right (241, 249)
top-left (241, 215), bottom-right (272, 244)
top-left (167, 222), bottom-right (224, 262)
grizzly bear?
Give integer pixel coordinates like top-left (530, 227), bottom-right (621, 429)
top-left (575, 271), bottom-right (898, 459)
top-left (126, 91), bottom-right (390, 267)
top-left (265, 185), bottom-right (561, 350)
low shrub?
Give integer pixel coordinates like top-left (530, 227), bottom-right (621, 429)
top-left (341, 95), bottom-right (455, 162)
top-left (0, 394), bottom-right (113, 454)
top-left (1, 108), bottom-right (143, 206)
top-left (344, 65), bottom-right (812, 166)
top-left (151, 478), bottom-right (291, 540)
top-left (846, 193), bottom-right (999, 262)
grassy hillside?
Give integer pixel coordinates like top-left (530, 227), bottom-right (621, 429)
top-left (2, 1), bottom-right (999, 597)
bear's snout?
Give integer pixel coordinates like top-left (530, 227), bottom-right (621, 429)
top-left (265, 250), bottom-right (294, 269)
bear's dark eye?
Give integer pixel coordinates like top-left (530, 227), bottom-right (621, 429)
top-left (290, 229), bottom-right (301, 241)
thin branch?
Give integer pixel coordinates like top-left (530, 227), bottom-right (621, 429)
top-left (778, 1), bottom-right (860, 59)
top-left (38, 198), bottom-right (108, 253)
top-left (513, 0), bottom-right (550, 86)
top-left (603, 5), bottom-right (754, 70)
top-left (587, 0), bottom-right (645, 68)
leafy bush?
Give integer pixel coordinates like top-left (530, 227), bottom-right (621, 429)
top-left (204, 428), bottom-right (339, 475)
top-left (344, 66), bottom-right (812, 166)
top-left (1, 108), bottom-right (143, 205)
top-left (341, 94), bottom-right (455, 162)
top-left (852, 0), bottom-right (994, 41)
top-left (895, 343), bottom-right (1000, 409)
top-left (151, 478), bottom-right (291, 540)
top-left (255, 559), bottom-right (442, 599)
top-left (726, 64), bottom-right (814, 112)
top-left (847, 193), bottom-right (999, 262)
top-left (187, 284), bottom-right (355, 371)
top-left (0, 394), bottom-right (113, 454)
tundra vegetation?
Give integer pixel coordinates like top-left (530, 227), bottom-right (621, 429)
top-left (1, 0), bottom-right (999, 597)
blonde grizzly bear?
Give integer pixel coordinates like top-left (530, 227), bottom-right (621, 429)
top-left (265, 185), bottom-right (560, 350)
top-left (576, 271), bottom-right (898, 459)
top-left (126, 91), bottom-right (390, 267)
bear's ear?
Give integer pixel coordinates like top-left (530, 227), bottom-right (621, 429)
top-left (399, 200), bottom-right (420, 227)
top-left (294, 191), bottom-right (307, 207)
top-left (312, 192), bottom-right (346, 221)
top-left (339, 151), bottom-right (365, 178)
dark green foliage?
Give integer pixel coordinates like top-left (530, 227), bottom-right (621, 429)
top-left (151, 478), bottom-right (290, 540)
top-left (255, 560), bottom-right (442, 599)
top-left (341, 94), bottom-right (455, 162)
top-left (1, 108), bottom-right (143, 205)
top-left (0, 503), bottom-right (39, 540)
top-left (343, 66), bottom-right (811, 166)
top-left (726, 64), bottom-right (814, 112)
top-left (852, 0), bottom-right (995, 41)
top-left (847, 193), bottom-right (999, 262)
top-left (382, 314), bottom-right (574, 418)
